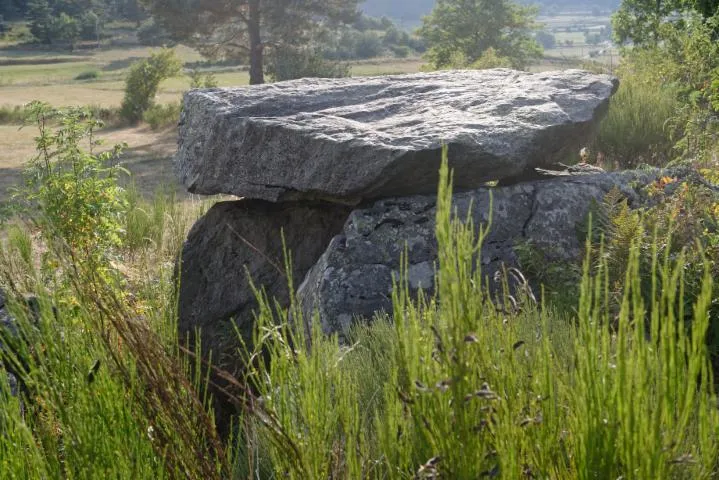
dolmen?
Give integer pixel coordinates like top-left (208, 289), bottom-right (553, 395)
top-left (175, 68), bottom-right (643, 373)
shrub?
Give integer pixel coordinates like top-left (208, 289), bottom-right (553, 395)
top-left (74, 69), bottom-right (100, 81)
top-left (390, 45), bottom-right (411, 58)
top-left (17, 101), bottom-right (128, 263)
top-left (86, 104), bottom-right (123, 127)
top-left (120, 49), bottom-right (182, 124)
top-left (0, 104), bottom-right (30, 124)
top-left (469, 47), bottom-right (514, 69)
top-left (267, 47), bottom-right (350, 82)
top-left (143, 101), bottom-right (182, 130)
top-left (188, 68), bottom-right (218, 89)
top-left (353, 30), bottom-right (384, 59)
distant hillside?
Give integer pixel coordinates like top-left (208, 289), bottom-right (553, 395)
top-left (360, 0), bottom-right (621, 25)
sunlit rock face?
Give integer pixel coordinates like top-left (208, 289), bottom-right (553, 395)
top-left (176, 69), bottom-right (617, 204)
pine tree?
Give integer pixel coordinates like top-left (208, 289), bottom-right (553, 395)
top-left (143, 0), bottom-right (360, 84)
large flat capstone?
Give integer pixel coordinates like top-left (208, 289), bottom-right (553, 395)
top-left (176, 69), bottom-right (618, 203)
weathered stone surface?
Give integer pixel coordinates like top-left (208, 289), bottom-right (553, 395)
top-left (296, 170), bottom-right (667, 338)
top-left (176, 69), bottom-right (618, 203)
top-left (177, 200), bottom-right (351, 373)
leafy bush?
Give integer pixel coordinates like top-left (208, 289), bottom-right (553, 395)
top-left (390, 44), bottom-right (410, 58)
top-left (0, 104), bottom-right (30, 124)
top-left (601, 14), bottom-right (719, 167)
top-left (74, 69), bottom-right (100, 81)
top-left (353, 30), bottom-right (384, 59)
top-left (469, 47), bottom-right (514, 69)
top-left (142, 101), bottom-right (181, 130)
top-left (120, 49), bottom-right (182, 124)
top-left (267, 47), bottom-right (350, 82)
top-left (17, 102), bottom-right (128, 263)
top-left (188, 68), bottom-right (218, 89)
top-left (327, 29), bottom-right (385, 60)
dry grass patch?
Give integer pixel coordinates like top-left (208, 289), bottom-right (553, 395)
top-left (0, 124), bottom-right (187, 202)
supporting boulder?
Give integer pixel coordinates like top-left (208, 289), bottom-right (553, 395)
top-left (177, 200), bottom-right (351, 373)
top-left (296, 170), bottom-right (672, 339)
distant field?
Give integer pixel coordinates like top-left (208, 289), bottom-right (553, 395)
top-left (538, 14), bottom-right (612, 28)
top-left (0, 43), bottom-right (424, 108)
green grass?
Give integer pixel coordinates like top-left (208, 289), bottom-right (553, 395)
top-left (230, 150), bottom-right (719, 478)
top-left (593, 72), bottom-right (681, 168)
top-left (1, 147), bottom-right (718, 478)
top-left (0, 182), bottom-right (221, 477)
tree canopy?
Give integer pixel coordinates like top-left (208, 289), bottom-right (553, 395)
top-left (143, 0), bottom-right (361, 84)
top-left (418, 0), bottom-right (542, 70)
top-left (613, 0), bottom-right (719, 45)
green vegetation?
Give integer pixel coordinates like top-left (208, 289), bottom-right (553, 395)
top-left (418, 0), bottom-right (542, 69)
top-left (142, 101), bottom-right (181, 130)
top-left (2, 138), bottom-right (719, 477)
top-left (0, 104), bottom-right (29, 123)
top-left (1, 0), bottom-right (719, 478)
top-left (1, 108), bottom-right (219, 476)
top-left (595, 8), bottom-right (719, 168)
top-left (266, 47), bottom-right (350, 82)
top-left (74, 69), bottom-right (99, 80)
top-left (593, 72), bottom-right (681, 168)
top-left (143, 0), bottom-right (361, 85)
top-left (120, 48), bottom-right (181, 124)
top-left (16, 102), bottom-right (128, 260)
top-left (231, 153), bottom-right (719, 478)
top-left (612, 0), bottom-right (719, 46)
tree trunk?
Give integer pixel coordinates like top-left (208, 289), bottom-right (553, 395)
top-left (248, 0), bottom-right (264, 85)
